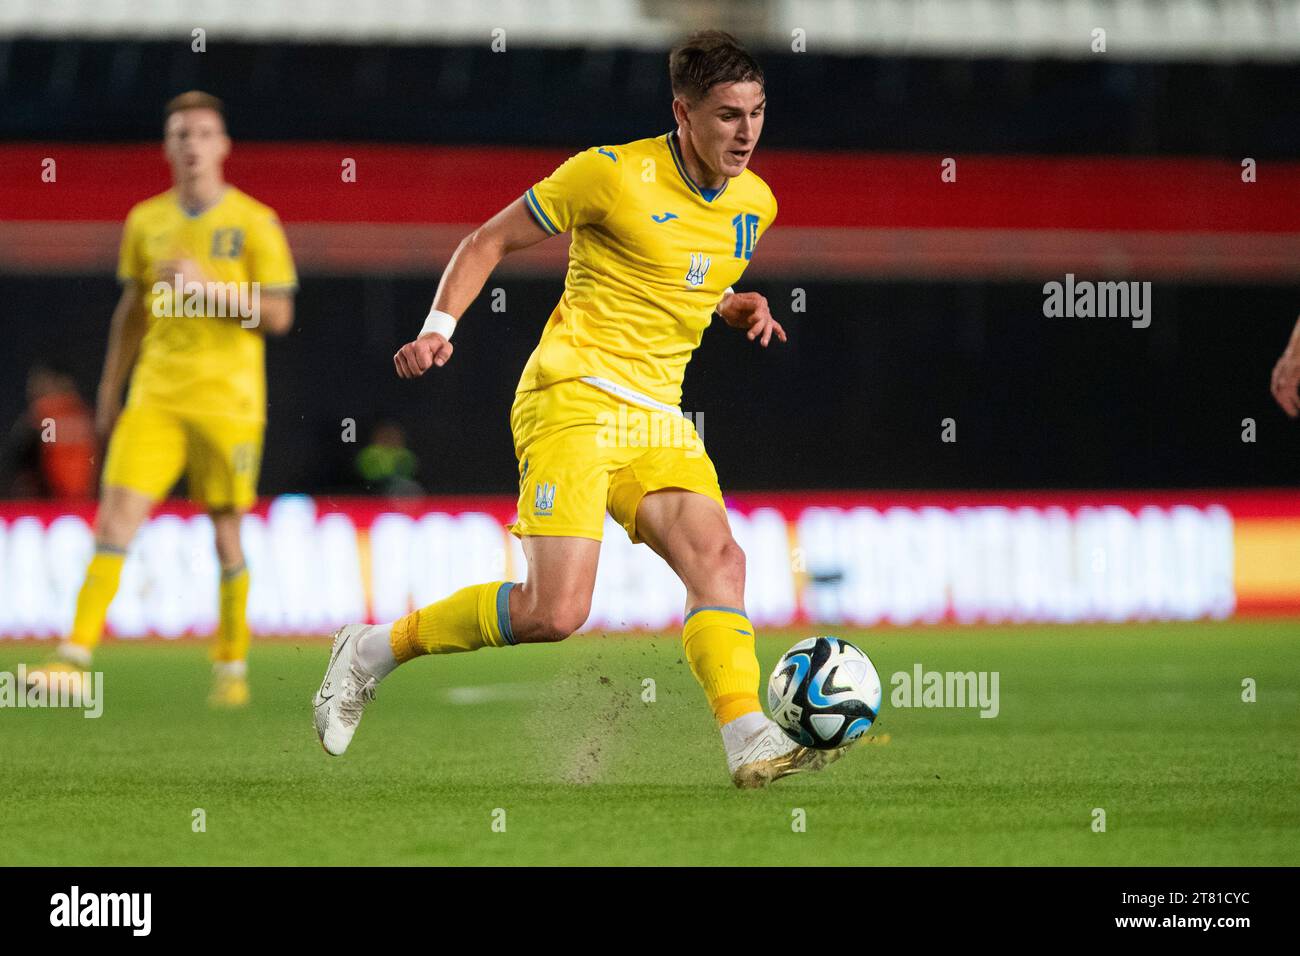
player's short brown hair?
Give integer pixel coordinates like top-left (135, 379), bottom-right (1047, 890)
top-left (669, 31), bottom-right (764, 103)
top-left (164, 90), bottom-right (226, 128)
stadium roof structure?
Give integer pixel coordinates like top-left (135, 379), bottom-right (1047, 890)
top-left (0, 0), bottom-right (1298, 60)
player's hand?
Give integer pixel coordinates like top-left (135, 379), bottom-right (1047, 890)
top-left (717, 291), bottom-right (787, 347)
top-left (155, 257), bottom-right (208, 288)
top-left (394, 333), bottom-right (454, 378)
top-left (1271, 348), bottom-right (1300, 418)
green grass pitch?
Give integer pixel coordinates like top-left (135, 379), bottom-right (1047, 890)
top-left (1, 621), bottom-right (1296, 866)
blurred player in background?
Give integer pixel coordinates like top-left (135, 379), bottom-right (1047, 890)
top-left (354, 420), bottom-right (423, 496)
top-left (316, 32), bottom-right (854, 787)
top-left (23, 91), bottom-right (297, 707)
top-left (0, 362), bottom-right (96, 500)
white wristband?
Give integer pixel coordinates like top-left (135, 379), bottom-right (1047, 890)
top-left (713, 287), bottom-right (736, 318)
top-left (419, 309), bottom-right (457, 340)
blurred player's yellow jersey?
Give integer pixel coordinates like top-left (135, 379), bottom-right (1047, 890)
top-left (117, 186), bottom-right (297, 423)
top-left (521, 131), bottom-right (777, 408)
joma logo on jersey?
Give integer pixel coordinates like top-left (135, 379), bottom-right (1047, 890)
top-left (534, 482), bottom-right (557, 516)
top-left (685, 252), bottom-right (711, 287)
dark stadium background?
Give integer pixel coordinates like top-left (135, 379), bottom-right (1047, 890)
top-left (2, 40), bottom-right (1298, 496)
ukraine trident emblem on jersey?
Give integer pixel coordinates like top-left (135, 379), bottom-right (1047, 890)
top-left (685, 252), bottom-right (710, 287)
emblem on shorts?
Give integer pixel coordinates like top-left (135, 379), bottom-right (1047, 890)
top-left (685, 252), bottom-right (711, 287)
top-left (534, 481), bottom-right (557, 517)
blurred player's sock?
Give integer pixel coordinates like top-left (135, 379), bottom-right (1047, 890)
top-left (66, 545), bottom-right (127, 660)
top-left (209, 660), bottom-right (250, 708)
top-left (213, 563), bottom-right (251, 664)
top-left (386, 581), bottom-right (516, 666)
top-left (682, 606), bottom-right (763, 728)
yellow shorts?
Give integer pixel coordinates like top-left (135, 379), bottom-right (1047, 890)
top-left (102, 404), bottom-right (263, 511)
top-left (509, 380), bottom-right (725, 543)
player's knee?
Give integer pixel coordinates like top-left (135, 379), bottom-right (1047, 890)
top-left (210, 516), bottom-right (244, 568)
top-left (214, 540), bottom-right (244, 570)
top-left (711, 538), bottom-right (746, 592)
top-left (94, 507), bottom-right (143, 549)
top-left (535, 598), bottom-right (591, 643)
top-left (213, 533), bottom-right (243, 568)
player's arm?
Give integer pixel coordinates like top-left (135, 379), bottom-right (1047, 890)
top-left (394, 198), bottom-right (549, 378)
top-left (96, 283), bottom-right (148, 438)
top-left (252, 292), bottom-right (294, 336)
top-left (237, 208), bottom-right (298, 337)
top-left (1270, 313), bottom-right (1300, 417)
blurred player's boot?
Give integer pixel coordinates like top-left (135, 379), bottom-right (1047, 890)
top-left (21, 642), bottom-right (93, 693)
top-left (208, 661), bottom-right (251, 708)
top-left (20, 642), bottom-right (92, 686)
top-left (728, 719), bottom-right (849, 790)
top-left (313, 624), bottom-right (380, 756)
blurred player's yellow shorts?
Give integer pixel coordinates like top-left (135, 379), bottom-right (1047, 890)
top-left (102, 405), bottom-right (263, 511)
top-left (509, 379), bottom-right (724, 543)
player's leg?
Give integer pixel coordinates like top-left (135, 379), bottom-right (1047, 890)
top-left (208, 509), bottom-right (251, 707)
top-left (379, 532), bottom-right (600, 664)
top-left (632, 490), bottom-right (766, 734)
top-left (30, 407), bottom-right (182, 677)
top-left (613, 411), bottom-right (851, 787)
top-left (314, 383), bottom-right (610, 755)
top-left (606, 420), bottom-right (760, 734)
top-left (58, 484), bottom-right (156, 666)
top-left (314, 535), bottom-right (600, 756)
top-left (188, 415), bottom-right (261, 707)
top-left (634, 489), bottom-right (848, 787)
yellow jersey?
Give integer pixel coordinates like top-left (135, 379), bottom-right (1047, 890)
top-left (116, 186), bottom-right (297, 423)
top-left (521, 131), bottom-right (777, 409)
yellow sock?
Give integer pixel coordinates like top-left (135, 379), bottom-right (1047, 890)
top-left (68, 547), bottom-right (126, 654)
top-left (390, 581), bottom-right (515, 662)
top-left (682, 606), bottom-right (763, 726)
top-left (213, 564), bottom-right (251, 663)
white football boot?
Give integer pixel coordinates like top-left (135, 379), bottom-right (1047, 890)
top-left (313, 624), bottom-right (380, 756)
top-left (728, 719), bottom-right (851, 790)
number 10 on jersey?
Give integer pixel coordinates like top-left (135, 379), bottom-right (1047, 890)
top-left (732, 213), bottom-right (759, 260)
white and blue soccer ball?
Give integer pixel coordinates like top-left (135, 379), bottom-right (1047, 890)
top-left (768, 637), bottom-right (882, 749)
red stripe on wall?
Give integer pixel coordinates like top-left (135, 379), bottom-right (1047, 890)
top-left (6, 221), bottom-right (1295, 279)
top-left (2, 144), bottom-right (1296, 232)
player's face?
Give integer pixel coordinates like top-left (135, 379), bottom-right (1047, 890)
top-left (682, 81), bottom-right (766, 181)
top-left (163, 108), bottom-right (230, 182)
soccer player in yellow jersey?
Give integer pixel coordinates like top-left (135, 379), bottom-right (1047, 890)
top-left (315, 32), bottom-right (850, 787)
top-left (26, 91), bottom-right (297, 707)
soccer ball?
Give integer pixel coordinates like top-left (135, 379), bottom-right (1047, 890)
top-left (767, 637), bottom-right (882, 749)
